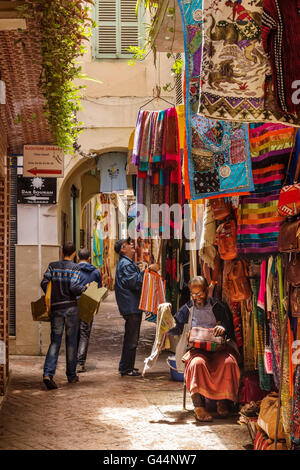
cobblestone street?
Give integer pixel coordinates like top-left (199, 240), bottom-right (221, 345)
top-left (0, 293), bottom-right (250, 450)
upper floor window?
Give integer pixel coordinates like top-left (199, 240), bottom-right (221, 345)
top-left (93, 0), bottom-right (145, 59)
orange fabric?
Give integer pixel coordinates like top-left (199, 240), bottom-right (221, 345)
top-left (183, 348), bottom-right (240, 402)
top-left (252, 164), bottom-right (285, 175)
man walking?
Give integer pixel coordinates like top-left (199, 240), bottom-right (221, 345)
top-left (77, 248), bottom-right (102, 373)
top-left (114, 238), bottom-right (159, 377)
top-left (41, 242), bottom-right (87, 390)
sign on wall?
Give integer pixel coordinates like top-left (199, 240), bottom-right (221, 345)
top-left (17, 176), bottom-right (57, 204)
top-left (23, 145), bottom-right (64, 178)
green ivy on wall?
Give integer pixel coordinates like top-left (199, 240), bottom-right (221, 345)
top-left (17, 0), bottom-right (96, 154)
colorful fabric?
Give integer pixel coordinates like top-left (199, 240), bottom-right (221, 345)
top-left (231, 302), bottom-right (243, 349)
top-left (199, 0), bottom-right (300, 125)
top-left (252, 276), bottom-right (272, 391)
top-left (292, 365), bottom-right (300, 447)
top-left (253, 430), bottom-right (270, 451)
top-left (177, 0), bottom-right (255, 199)
top-left (237, 123), bottom-right (293, 254)
top-left (262, 0), bottom-right (300, 116)
top-left (183, 347), bottom-right (240, 402)
top-left (139, 269), bottom-right (166, 315)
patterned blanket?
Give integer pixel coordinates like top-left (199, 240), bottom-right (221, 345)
top-left (178, 0), bottom-right (254, 199)
top-left (199, 0), bottom-right (300, 125)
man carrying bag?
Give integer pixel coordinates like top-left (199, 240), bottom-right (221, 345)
top-left (41, 242), bottom-right (87, 390)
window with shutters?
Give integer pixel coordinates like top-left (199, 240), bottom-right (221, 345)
top-left (93, 0), bottom-right (145, 59)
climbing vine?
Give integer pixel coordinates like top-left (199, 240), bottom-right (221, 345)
top-left (16, 0), bottom-right (96, 153)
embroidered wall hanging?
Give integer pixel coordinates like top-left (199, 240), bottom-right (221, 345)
top-left (177, 0), bottom-right (254, 200)
top-left (199, 0), bottom-right (300, 126)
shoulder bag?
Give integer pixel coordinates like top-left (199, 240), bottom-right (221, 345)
top-left (278, 132), bottom-right (300, 217)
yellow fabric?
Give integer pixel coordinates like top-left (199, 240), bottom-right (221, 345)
top-left (176, 104), bottom-right (185, 150)
top-left (45, 281), bottom-right (52, 314)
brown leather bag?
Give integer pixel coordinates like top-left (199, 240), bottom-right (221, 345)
top-left (215, 219), bottom-right (237, 260)
top-left (291, 287), bottom-right (300, 317)
top-left (286, 253), bottom-right (300, 287)
top-left (226, 259), bottom-right (252, 302)
top-left (210, 198), bottom-right (231, 221)
top-left (278, 218), bottom-right (300, 252)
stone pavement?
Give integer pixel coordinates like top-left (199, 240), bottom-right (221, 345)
top-left (0, 293), bottom-right (250, 450)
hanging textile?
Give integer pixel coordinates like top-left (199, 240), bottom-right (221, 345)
top-left (251, 275), bottom-right (272, 392)
top-left (177, 0), bottom-right (254, 199)
top-left (139, 269), bottom-right (166, 315)
top-left (292, 365), bottom-right (300, 448)
top-left (142, 303), bottom-right (175, 376)
top-left (198, 0), bottom-right (300, 125)
top-left (237, 123), bottom-right (294, 254)
top-left (262, 0), bottom-right (300, 116)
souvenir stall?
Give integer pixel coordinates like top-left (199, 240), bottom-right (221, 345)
top-left (166, 0), bottom-right (300, 451)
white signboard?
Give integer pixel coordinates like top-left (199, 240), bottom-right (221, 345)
top-left (23, 145), bottom-right (64, 178)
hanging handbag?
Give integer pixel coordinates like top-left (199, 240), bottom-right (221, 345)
top-left (278, 132), bottom-right (300, 217)
top-left (286, 252), bottom-right (300, 287)
top-left (31, 281), bottom-right (52, 322)
top-left (215, 218), bottom-right (237, 261)
top-left (277, 217), bottom-right (300, 252)
top-left (210, 197), bottom-right (231, 221)
top-left (226, 258), bottom-right (252, 302)
top-left (291, 287), bottom-right (300, 317)
top-left (188, 326), bottom-right (225, 351)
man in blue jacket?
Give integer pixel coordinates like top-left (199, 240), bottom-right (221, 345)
top-left (41, 242), bottom-right (87, 390)
top-left (77, 248), bottom-right (102, 373)
top-left (114, 238), bottom-right (159, 377)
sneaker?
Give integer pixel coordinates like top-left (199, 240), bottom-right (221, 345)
top-left (77, 364), bottom-right (86, 373)
top-left (43, 377), bottom-right (58, 390)
top-left (68, 375), bottom-right (79, 384)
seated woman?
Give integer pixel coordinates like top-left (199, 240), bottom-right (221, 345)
top-left (168, 276), bottom-right (240, 422)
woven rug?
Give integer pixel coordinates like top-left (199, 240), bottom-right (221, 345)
top-left (237, 123), bottom-right (294, 254)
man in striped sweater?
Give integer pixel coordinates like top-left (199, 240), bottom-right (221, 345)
top-left (41, 242), bottom-right (87, 390)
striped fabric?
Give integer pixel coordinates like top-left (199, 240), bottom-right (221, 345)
top-left (139, 269), bottom-right (166, 315)
top-left (253, 430), bottom-right (270, 450)
top-left (189, 341), bottom-right (220, 352)
top-left (237, 124), bottom-right (295, 254)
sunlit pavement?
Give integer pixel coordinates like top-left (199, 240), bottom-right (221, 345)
top-left (0, 292), bottom-right (250, 450)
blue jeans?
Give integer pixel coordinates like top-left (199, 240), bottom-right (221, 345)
top-left (43, 306), bottom-right (79, 381)
top-left (118, 313), bottom-right (142, 374)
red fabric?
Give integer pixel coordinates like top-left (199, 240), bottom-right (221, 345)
top-left (262, 0), bottom-right (300, 114)
top-left (183, 348), bottom-right (240, 402)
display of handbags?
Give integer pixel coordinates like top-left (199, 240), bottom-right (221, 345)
top-left (278, 137), bottom-right (300, 218)
top-left (286, 253), bottom-right (300, 287)
top-left (225, 258), bottom-right (252, 302)
top-left (278, 217), bottom-right (300, 252)
top-left (215, 219), bottom-right (237, 261)
top-left (210, 197), bottom-right (232, 221)
top-left (291, 287), bottom-right (300, 318)
top-left (188, 326), bottom-right (225, 352)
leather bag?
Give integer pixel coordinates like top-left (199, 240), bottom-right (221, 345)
top-left (188, 326), bottom-right (225, 351)
top-left (278, 218), bottom-right (300, 252)
top-left (257, 393), bottom-right (285, 441)
top-left (210, 198), bottom-right (231, 221)
top-left (291, 287), bottom-right (300, 317)
top-left (278, 137), bottom-right (300, 217)
top-left (215, 219), bottom-right (237, 261)
top-left (286, 253), bottom-right (300, 287)
top-left (31, 281), bottom-right (52, 322)
top-left (226, 259), bottom-right (252, 302)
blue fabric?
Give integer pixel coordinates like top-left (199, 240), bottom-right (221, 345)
top-left (43, 306), bottom-right (79, 381)
top-left (78, 262), bottom-right (102, 288)
top-left (114, 255), bottom-right (145, 315)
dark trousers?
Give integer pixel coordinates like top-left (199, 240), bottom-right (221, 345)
top-left (118, 313), bottom-right (142, 374)
top-left (77, 319), bottom-right (93, 365)
top-left (43, 306), bottom-right (79, 381)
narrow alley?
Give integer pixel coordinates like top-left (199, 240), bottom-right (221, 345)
top-left (0, 293), bottom-right (249, 451)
